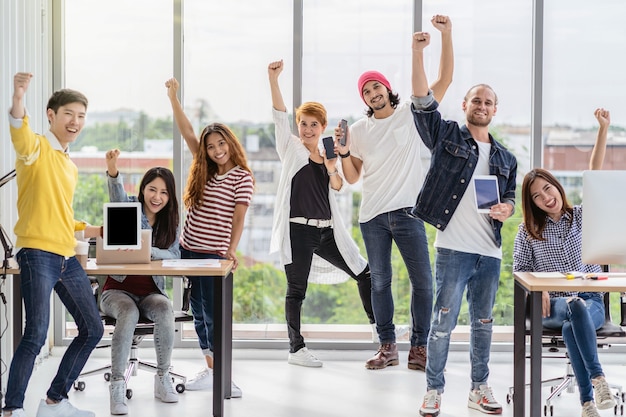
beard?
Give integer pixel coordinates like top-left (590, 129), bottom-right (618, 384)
top-left (466, 113), bottom-right (492, 127)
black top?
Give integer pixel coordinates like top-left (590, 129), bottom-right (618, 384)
top-left (289, 159), bottom-right (331, 220)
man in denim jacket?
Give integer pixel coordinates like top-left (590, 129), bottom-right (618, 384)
top-left (410, 32), bottom-right (517, 417)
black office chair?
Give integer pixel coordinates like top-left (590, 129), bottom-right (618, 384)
top-left (506, 288), bottom-right (626, 416)
top-left (74, 276), bottom-right (193, 399)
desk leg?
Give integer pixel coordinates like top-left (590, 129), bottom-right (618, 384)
top-left (513, 281), bottom-right (525, 417)
top-left (529, 290), bottom-right (543, 417)
top-left (213, 271), bottom-right (233, 417)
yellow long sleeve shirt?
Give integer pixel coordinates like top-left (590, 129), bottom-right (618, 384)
top-left (10, 115), bottom-right (84, 257)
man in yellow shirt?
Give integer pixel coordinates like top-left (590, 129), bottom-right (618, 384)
top-left (3, 73), bottom-right (104, 417)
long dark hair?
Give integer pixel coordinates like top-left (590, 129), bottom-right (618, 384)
top-left (183, 123), bottom-right (254, 210)
top-left (138, 167), bottom-right (179, 248)
top-left (365, 90), bottom-right (400, 117)
top-left (521, 168), bottom-right (573, 241)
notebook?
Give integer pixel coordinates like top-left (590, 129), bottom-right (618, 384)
top-left (95, 229), bottom-right (152, 265)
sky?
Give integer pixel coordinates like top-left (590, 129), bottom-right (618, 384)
top-left (64, 0), bottom-right (626, 129)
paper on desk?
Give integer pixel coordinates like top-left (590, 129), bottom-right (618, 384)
top-left (161, 259), bottom-right (221, 268)
top-left (531, 272), bottom-right (566, 279)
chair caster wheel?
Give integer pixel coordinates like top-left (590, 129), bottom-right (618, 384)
top-left (73, 381), bottom-right (86, 391)
top-left (176, 383), bottom-right (185, 393)
top-left (126, 389), bottom-right (133, 399)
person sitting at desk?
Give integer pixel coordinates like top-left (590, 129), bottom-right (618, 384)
top-left (102, 149), bottom-right (181, 415)
top-left (513, 109), bottom-right (615, 417)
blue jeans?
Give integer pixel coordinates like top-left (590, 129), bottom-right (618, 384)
top-left (180, 248), bottom-right (223, 355)
top-left (360, 208), bottom-right (433, 346)
top-left (426, 248), bottom-right (500, 392)
top-left (542, 292), bottom-right (605, 404)
top-left (4, 249), bottom-right (104, 411)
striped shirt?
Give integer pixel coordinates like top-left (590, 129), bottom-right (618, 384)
top-left (513, 205), bottom-right (602, 298)
top-left (180, 166), bottom-right (253, 255)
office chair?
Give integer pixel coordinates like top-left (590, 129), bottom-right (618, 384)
top-left (74, 276), bottom-right (193, 399)
top-left (506, 289), bottom-right (626, 416)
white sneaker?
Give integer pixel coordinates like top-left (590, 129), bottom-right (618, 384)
top-left (593, 378), bottom-right (616, 410)
top-left (288, 347), bottom-right (323, 367)
top-left (154, 372), bottom-right (179, 403)
top-left (3, 409), bottom-right (26, 417)
top-left (185, 367), bottom-right (213, 391)
top-left (230, 380), bottom-right (243, 398)
top-left (109, 379), bottom-right (128, 415)
top-left (419, 389), bottom-right (441, 416)
top-left (467, 385), bottom-right (502, 414)
top-left (371, 323), bottom-right (410, 343)
top-left (36, 399), bottom-right (95, 417)
top-left (582, 401), bottom-right (602, 417)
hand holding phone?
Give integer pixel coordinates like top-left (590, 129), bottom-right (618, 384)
top-left (322, 136), bottom-right (337, 159)
top-left (339, 119), bottom-right (348, 146)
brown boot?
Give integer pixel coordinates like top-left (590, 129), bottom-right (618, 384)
top-left (408, 345), bottom-right (427, 371)
top-left (365, 343), bottom-right (399, 369)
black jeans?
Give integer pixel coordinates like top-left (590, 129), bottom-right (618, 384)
top-left (284, 222), bottom-right (373, 353)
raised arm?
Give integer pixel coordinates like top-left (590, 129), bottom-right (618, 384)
top-left (165, 77), bottom-right (201, 155)
top-left (11, 73), bottom-right (33, 119)
top-left (429, 15), bottom-right (454, 102)
top-left (268, 60), bottom-right (287, 112)
top-left (411, 32), bottom-right (432, 98)
top-left (589, 108), bottom-right (610, 170)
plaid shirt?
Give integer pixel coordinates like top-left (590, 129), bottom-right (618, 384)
top-left (513, 205), bottom-right (602, 298)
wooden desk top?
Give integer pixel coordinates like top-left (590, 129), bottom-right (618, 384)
top-left (514, 271), bottom-right (626, 292)
top-left (4, 258), bottom-right (234, 277)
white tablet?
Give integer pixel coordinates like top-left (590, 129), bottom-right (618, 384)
top-left (474, 175), bottom-right (500, 213)
top-left (103, 202), bottom-right (142, 250)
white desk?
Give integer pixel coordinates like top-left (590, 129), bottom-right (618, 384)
top-left (513, 272), bottom-right (626, 417)
top-left (7, 259), bottom-right (234, 417)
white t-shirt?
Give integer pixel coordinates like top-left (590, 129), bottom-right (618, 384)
top-left (350, 101), bottom-right (426, 223)
top-left (435, 140), bottom-right (501, 259)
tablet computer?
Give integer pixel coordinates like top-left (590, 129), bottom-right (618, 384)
top-left (474, 175), bottom-right (500, 213)
top-left (103, 202), bottom-right (142, 250)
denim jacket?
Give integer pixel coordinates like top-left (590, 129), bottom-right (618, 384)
top-left (410, 92), bottom-right (517, 247)
top-left (107, 173), bottom-right (181, 294)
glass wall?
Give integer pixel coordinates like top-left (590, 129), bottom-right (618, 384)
top-left (58, 0), bottom-right (542, 345)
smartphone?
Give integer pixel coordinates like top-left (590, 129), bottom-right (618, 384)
top-left (339, 119), bottom-right (348, 146)
top-left (322, 136), bottom-right (337, 159)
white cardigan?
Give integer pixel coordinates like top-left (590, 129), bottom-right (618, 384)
top-left (269, 108), bottom-right (367, 284)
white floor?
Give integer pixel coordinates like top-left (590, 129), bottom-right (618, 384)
top-left (14, 346), bottom-right (626, 417)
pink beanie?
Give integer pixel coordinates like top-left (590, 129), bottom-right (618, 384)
top-left (358, 70), bottom-right (392, 103)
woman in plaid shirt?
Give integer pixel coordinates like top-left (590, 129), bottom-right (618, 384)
top-left (513, 109), bottom-right (614, 417)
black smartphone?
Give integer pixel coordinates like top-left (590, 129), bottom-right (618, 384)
top-left (322, 136), bottom-right (336, 159)
top-left (339, 119), bottom-right (348, 146)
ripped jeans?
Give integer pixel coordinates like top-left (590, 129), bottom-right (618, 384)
top-left (426, 248), bottom-right (501, 393)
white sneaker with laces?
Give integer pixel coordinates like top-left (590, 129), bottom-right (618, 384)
top-left (109, 379), bottom-right (128, 415)
top-left (467, 385), bottom-right (502, 414)
top-left (582, 401), bottom-right (602, 417)
top-left (230, 380), bottom-right (243, 398)
top-left (185, 367), bottom-right (213, 391)
top-left (419, 389), bottom-right (441, 416)
top-left (154, 372), bottom-right (179, 403)
top-left (287, 347), bottom-right (323, 367)
top-left (593, 377), bottom-right (616, 410)
top-left (35, 399), bottom-right (95, 417)
top-left (3, 409), bottom-right (26, 417)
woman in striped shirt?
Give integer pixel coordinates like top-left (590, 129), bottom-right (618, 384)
top-left (166, 78), bottom-right (254, 397)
